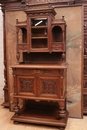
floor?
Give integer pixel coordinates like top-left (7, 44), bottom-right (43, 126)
top-left (0, 99), bottom-right (87, 130)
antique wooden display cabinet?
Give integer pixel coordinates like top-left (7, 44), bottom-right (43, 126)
top-left (0, 0), bottom-right (71, 129)
top-left (11, 5), bottom-right (68, 130)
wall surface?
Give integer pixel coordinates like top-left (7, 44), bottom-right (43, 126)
top-left (55, 6), bottom-right (83, 118)
top-left (0, 7), bottom-right (4, 98)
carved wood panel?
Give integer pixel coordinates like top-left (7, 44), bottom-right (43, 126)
top-left (17, 76), bottom-right (36, 96)
top-left (38, 76), bottom-right (60, 98)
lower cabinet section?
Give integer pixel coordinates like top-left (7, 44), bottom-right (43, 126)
top-left (11, 65), bottom-right (68, 129)
top-left (11, 100), bottom-right (69, 129)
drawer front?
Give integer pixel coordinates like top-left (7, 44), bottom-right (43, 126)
top-left (18, 44), bottom-right (27, 51)
top-left (14, 69), bottom-right (34, 75)
top-left (13, 68), bottom-right (65, 77)
top-left (52, 42), bottom-right (64, 51)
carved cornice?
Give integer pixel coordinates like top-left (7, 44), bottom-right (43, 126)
top-left (0, 0), bottom-right (75, 11)
top-left (24, 4), bottom-right (56, 16)
top-left (0, 0), bottom-right (20, 3)
top-left (22, 0), bottom-right (74, 14)
top-left (25, 0), bottom-right (74, 5)
top-left (0, 0), bottom-right (74, 4)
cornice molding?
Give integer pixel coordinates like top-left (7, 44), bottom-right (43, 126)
top-left (0, 0), bottom-right (74, 4)
top-left (0, 0), bottom-right (75, 12)
top-left (0, 0), bottom-right (20, 3)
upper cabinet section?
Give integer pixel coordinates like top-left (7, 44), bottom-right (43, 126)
top-left (30, 17), bottom-right (48, 52)
top-left (16, 8), bottom-right (66, 53)
top-left (16, 19), bottom-right (27, 52)
top-left (51, 17), bottom-right (66, 52)
top-left (26, 8), bottom-right (55, 53)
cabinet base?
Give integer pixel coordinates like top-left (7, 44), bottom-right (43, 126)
top-left (11, 104), bottom-right (69, 129)
top-left (1, 102), bottom-right (9, 108)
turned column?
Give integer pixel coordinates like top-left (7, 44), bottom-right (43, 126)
top-left (13, 69), bottom-right (20, 115)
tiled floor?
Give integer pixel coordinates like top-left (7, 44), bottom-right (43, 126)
top-left (0, 99), bottom-right (87, 130)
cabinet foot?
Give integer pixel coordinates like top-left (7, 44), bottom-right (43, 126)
top-left (14, 121), bottom-right (19, 124)
top-left (58, 127), bottom-right (65, 130)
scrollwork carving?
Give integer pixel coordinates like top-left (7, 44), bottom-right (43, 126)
top-left (41, 70), bottom-right (52, 74)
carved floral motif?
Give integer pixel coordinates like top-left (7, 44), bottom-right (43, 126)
top-left (20, 78), bottom-right (34, 92)
top-left (41, 79), bottom-right (57, 94)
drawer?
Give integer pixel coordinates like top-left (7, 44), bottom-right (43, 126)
top-left (52, 42), bottom-right (63, 47)
top-left (52, 42), bottom-right (64, 51)
top-left (13, 68), bottom-right (65, 76)
top-left (18, 44), bottom-right (27, 51)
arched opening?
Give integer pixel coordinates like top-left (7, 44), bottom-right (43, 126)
top-left (52, 26), bottom-right (63, 42)
top-left (18, 28), bottom-right (27, 44)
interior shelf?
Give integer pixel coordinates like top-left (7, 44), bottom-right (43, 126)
top-left (31, 37), bottom-right (48, 39)
top-left (31, 26), bottom-right (47, 29)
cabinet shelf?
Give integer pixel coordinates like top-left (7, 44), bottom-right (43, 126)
top-left (11, 105), bottom-right (69, 128)
top-left (13, 95), bottom-right (65, 101)
top-left (31, 37), bottom-right (48, 39)
top-left (52, 42), bottom-right (64, 44)
top-left (31, 26), bottom-right (47, 29)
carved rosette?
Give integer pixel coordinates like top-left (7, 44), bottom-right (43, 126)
top-left (41, 79), bottom-right (56, 94)
top-left (20, 78), bottom-right (34, 92)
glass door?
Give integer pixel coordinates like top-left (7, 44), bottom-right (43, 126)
top-left (30, 17), bottom-right (49, 52)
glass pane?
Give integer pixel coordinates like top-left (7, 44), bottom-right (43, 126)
top-left (31, 18), bottom-right (47, 26)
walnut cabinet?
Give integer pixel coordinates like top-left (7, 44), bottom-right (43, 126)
top-left (11, 7), bottom-right (68, 130)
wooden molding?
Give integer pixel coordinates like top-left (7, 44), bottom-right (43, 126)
top-left (0, 0), bottom-right (74, 5)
